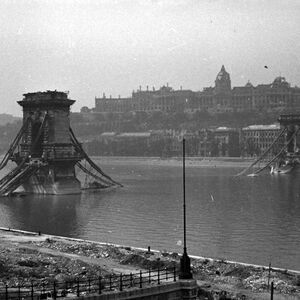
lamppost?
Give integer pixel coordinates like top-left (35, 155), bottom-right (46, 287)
top-left (179, 138), bottom-right (193, 279)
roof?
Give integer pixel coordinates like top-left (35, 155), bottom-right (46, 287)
top-left (101, 132), bottom-right (116, 137)
top-left (242, 124), bottom-right (280, 131)
top-left (117, 132), bottom-right (151, 138)
top-left (215, 127), bottom-right (236, 132)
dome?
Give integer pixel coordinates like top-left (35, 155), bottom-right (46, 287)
top-left (215, 65), bottom-right (231, 92)
top-left (216, 65), bottom-right (230, 81)
top-left (272, 76), bottom-right (290, 88)
top-left (245, 81), bottom-right (253, 88)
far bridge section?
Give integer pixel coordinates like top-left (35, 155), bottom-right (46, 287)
top-left (0, 91), bottom-right (121, 196)
top-left (237, 113), bottom-right (300, 176)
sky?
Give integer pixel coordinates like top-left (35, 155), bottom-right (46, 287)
top-left (0, 0), bottom-right (299, 116)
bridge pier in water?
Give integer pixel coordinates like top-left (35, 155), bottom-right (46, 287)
top-left (0, 91), bottom-right (119, 196)
top-left (278, 114), bottom-right (300, 155)
top-left (16, 91), bottom-right (82, 194)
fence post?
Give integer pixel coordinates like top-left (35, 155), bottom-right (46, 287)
top-left (31, 282), bottom-right (34, 300)
top-left (53, 281), bottom-right (56, 300)
top-left (5, 284), bottom-right (8, 300)
top-left (174, 266), bottom-right (177, 282)
top-left (77, 278), bottom-right (80, 297)
top-left (130, 273), bottom-right (133, 287)
top-left (109, 274), bottom-right (112, 291)
top-left (88, 278), bottom-right (91, 293)
top-left (165, 267), bottom-right (168, 281)
top-left (139, 270), bottom-right (142, 288)
top-left (18, 284), bottom-right (21, 300)
top-left (148, 269), bottom-right (151, 284)
top-left (120, 273), bottom-right (123, 291)
top-left (158, 267), bottom-right (160, 285)
top-left (98, 276), bottom-right (102, 294)
top-left (270, 281), bottom-right (274, 300)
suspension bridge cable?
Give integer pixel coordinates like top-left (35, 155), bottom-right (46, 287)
top-left (0, 118), bottom-right (31, 170)
top-left (69, 127), bottom-right (122, 187)
top-left (253, 127), bottom-right (300, 175)
top-left (236, 127), bottom-right (286, 176)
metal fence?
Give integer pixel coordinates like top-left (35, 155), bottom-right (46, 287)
top-left (0, 266), bottom-right (178, 299)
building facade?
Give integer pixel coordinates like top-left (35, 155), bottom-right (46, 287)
top-left (92, 66), bottom-right (300, 115)
top-left (241, 124), bottom-right (282, 157)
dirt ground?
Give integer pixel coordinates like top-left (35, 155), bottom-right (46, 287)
top-left (0, 229), bottom-right (299, 299)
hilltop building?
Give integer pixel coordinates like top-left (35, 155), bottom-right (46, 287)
top-left (92, 66), bottom-right (300, 115)
top-left (94, 85), bottom-right (195, 114)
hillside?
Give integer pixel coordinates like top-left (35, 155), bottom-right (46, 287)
top-left (0, 114), bottom-right (20, 126)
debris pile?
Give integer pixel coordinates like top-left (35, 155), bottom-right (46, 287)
top-left (0, 231), bottom-right (299, 300)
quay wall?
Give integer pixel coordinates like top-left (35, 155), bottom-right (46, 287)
top-left (74, 280), bottom-right (197, 300)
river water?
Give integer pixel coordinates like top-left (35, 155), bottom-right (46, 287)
top-left (0, 158), bottom-right (299, 271)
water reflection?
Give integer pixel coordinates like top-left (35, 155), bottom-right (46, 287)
top-left (0, 161), bottom-right (299, 270)
top-left (0, 194), bottom-right (83, 237)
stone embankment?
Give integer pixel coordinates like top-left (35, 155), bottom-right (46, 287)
top-left (0, 228), bottom-right (299, 299)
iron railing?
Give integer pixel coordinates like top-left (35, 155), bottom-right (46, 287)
top-left (0, 266), bottom-right (178, 299)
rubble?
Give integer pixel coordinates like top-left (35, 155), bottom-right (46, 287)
top-left (0, 231), bottom-right (299, 299)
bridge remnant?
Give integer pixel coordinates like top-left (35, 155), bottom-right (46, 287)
top-left (278, 114), bottom-right (300, 154)
top-left (237, 113), bottom-right (300, 176)
top-left (0, 91), bottom-right (120, 195)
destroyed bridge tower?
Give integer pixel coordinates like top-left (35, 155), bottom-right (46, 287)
top-left (0, 91), bottom-right (120, 196)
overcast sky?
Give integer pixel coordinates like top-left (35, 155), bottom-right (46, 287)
top-left (0, 0), bottom-right (299, 116)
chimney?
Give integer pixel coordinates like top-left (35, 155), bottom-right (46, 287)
top-left (180, 86), bottom-right (182, 90)
top-left (153, 86), bottom-right (155, 91)
top-left (147, 85), bottom-right (149, 91)
top-left (109, 95), bottom-right (112, 99)
top-left (139, 85), bottom-right (142, 91)
top-left (103, 93), bottom-right (106, 99)
top-left (118, 95), bottom-right (120, 99)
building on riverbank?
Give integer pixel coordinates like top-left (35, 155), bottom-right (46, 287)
top-left (241, 124), bottom-right (283, 157)
top-left (81, 123), bottom-right (299, 159)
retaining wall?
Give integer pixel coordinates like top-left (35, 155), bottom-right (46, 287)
top-left (73, 280), bottom-right (197, 300)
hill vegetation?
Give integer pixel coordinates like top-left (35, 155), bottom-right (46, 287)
top-left (0, 111), bottom-right (279, 155)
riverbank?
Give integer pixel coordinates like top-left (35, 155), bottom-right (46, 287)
top-left (0, 228), bottom-right (299, 299)
top-left (95, 156), bottom-right (255, 168)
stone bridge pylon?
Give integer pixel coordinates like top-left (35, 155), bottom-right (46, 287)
top-left (0, 91), bottom-right (121, 196)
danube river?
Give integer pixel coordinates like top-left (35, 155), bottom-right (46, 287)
top-left (0, 157), bottom-right (299, 271)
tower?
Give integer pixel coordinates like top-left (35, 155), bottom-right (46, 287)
top-left (15, 91), bottom-right (82, 194)
top-left (214, 65), bottom-right (231, 93)
top-left (213, 65), bottom-right (232, 112)
top-left (0, 90), bottom-right (120, 196)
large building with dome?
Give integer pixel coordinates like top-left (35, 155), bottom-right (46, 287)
top-left (93, 66), bottom-right (300, 114)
